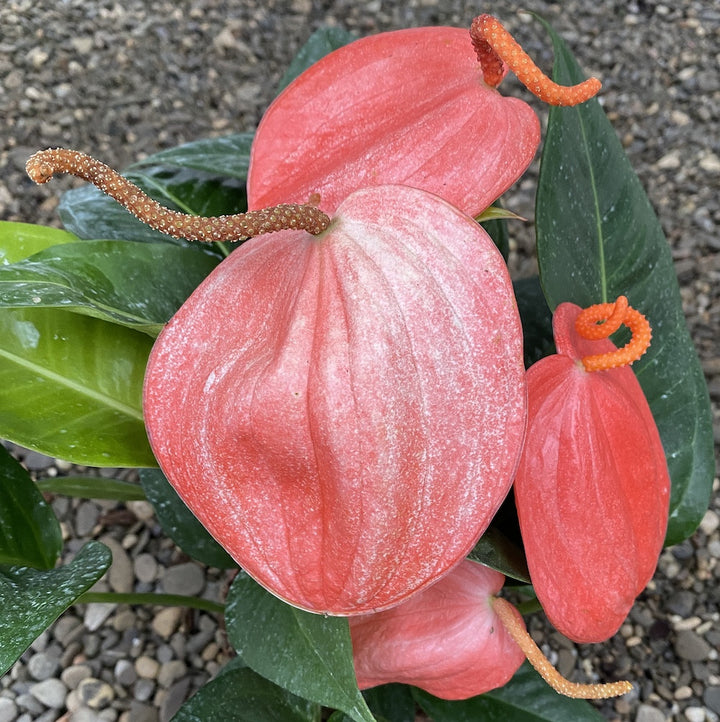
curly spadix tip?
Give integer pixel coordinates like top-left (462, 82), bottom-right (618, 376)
top-left (27, 148), bottom-right (330, 242)
top-left (470, 14), bottom-right (601, 106)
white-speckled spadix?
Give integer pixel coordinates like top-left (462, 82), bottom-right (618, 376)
top-left (143, 185), bottom-right (526, 615)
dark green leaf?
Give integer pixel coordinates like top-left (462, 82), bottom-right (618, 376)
top-left (172, 664), bottom-right (320, 722)
top-left (0, 240), bottom-right (220, 336)
top-left (35, 476), bottom-right (146, 501)
top-left (0, 444), bottom-right (61, 569)
top-left (225, 572), bottom-right (375, 722)
top-left (467, 527), bottom-right (530, 584)
top-left (414, 663), bottom-right (606, 721)
top-left (534, 18), bottom-right (714, 545)
top-left (278, 27), bottom-right (358, 93)
top-left (0, 221), bottom-right (77, 264)
top-left (128, 133), bottom-right (254, 181)
top-left (59, 164), bottom-right (247, 247)
top-left (363, 685), bottom-right (415, 722)
top-left (0, 540), bottom-right (111, 676)
top-left (0, 308), bottom-right (156, 467)
top-left (139, 469), bottom-right (235, 569)
top-left (514, 276), bottom-right (555, 369)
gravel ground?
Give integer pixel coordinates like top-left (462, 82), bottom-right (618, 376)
top-left (1, 1), bottom-right (719, 721)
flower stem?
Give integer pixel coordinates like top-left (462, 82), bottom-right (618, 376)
top-left (76, 591), bottom-right (225, 615)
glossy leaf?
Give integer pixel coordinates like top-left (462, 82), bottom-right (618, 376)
top-left (127, 133), bottom-right (254, 180)
top-left (139, 469), bottom-right (235, 569)
top-left (35, 476), bottom-right (146, 501)
top-left (414, 663), bottom-right (605, 722)
top-left (59, 163), bottom-right (247, 247)
top-left (362, 685), bottom-right (415, 722)
top-left (535, 19), bottom-right (714, 544)
top-left (467, 526), bottom-right (530, 584)
top-left (0, 444), bottom-right (61, 569)
top-left (513, 276), bottom-right (555, 369)
top-left (0, 307), bottom-right (155, 467)
top-left (277, 26), bottom-right (357, 92)
top-left (225, 573), bottom-right (375, 722)
top-left (0, 240), bottom-right (220, 336)
top-left (172, 663), bottom-right (320, 722)
top-left (0, 540), bottom-right (111, 676)
top-left (0, 221), bottom-right (77, 265)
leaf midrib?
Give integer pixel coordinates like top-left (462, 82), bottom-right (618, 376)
top-left (0, 346), bottom-right (144, 421)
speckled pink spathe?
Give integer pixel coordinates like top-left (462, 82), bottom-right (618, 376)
top-left (143, 185), bottom-right (527, 615)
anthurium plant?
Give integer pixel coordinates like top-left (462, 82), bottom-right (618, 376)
top-left (0, 12), bottom-right (714, 722)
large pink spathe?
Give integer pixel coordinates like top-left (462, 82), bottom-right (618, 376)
top-left (143, 185), bottom-right (526, 615)
top-left (514, 303), bottom-right (670, 642)
top-left (248, 27), bottom-right (540, 216)
top-left (351, 560), bottom-right (525, 699)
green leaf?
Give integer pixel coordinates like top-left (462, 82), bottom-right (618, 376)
top-left (128, 133), bottom-right (254, 181)
top-left (225, 573), bottom-right (375, 722)
top-left (35, 476), bottom-right (147, 501)
top-left (467, 526), bottom-right (530, 584)
top-left (139, 469), bottom-right (235, 569)
top-left (278, 27), bottom-right (358, 93)
top-left (534, 18), bottom-right (714, 545)
top-left (172, 663), bottom-right (321, 722)
top-left (414, 663), bottom-right (606, 721)
top-left (0, 445), bottom-right (61, 569)
top-left (0, 540), bottom-right (112, 676)
top-left (0, 307), bottom-right (156, 467)
top-left (513, 276), bottom-right (555, 369)
top-left (0, 240), bottom-right (220, 336)
top-left (0, 221), bottom-right (78, 265)
top-left (362, 685), bottom-right (416, 722)
top-left (59, 162), bottom-right (247, 247)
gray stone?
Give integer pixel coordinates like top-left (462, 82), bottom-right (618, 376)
top-left (60, 663), bottom-right (93, 690)
top-left (26, 653), bottom-right (59, 681)
top-left (114, 659), bottom-right (137, 687)
top-left (84, 603), bottom-right (116, 633)
top-left (666, 590), bottom-right (696, 617)
top-left (157, 660), bottom-right (186, 689)
top-left (705, 686), bottom-right (720, 715)
top-left (52, 615), bottom-right (84, 645)
top-left (161, 563), bottom-right (205, 597)
top-left (159, 678), bottom-right (190, 722)
top-left (675, 630), bottom-right (712, 661)
top-left (133, 679), bottom-right (155, 703)
top-left (128, 700), bottom-right (159, 722)
top-left (684, 708), bottom-right (707, 722)
top-left (134, 553), bottom-right (159, 584)
top-left (77, 678), bottom-right (115, 710)
top-left (28, 678), bottom-right (67, 708)
top-left (0, 697), bottom-right (18, 722)
top-left (100, 536), bottom-right (134, 594)
top-left (75, 501), bottom-right (100, 536)
top-left (71, 708), bottom-right (104, 722)
top-left (635, 704), bottom-right (668, 722)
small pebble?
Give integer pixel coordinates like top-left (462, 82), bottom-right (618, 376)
top-left (161, 563), bottom-right (205, 597)
top-left (134, 657), bottom-right (160, 680)
top-left (27, 653), bottom-right (59, 681)
top-left (0, 698), bottom-right (18, 722)
top-left (77, 678), bottom-right (115, 710)
top-left (635, 704), bottom-right (667, 722)
top-left (28, 678), bottom-right (67, 709)
top-left (60, 663), bottom-right (93, 690)
top-left (152, 608), bottom-right (183, 640)
top-left (685, 707), bottom-right (709, 722)
top-left (114, 659), bottom-right (137, 687)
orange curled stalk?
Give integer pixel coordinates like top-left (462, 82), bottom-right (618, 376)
top-left (470, 15), bottom-right (601, 106)
top-left (493, 597), bottom-right (633, 699)
top-left (575, 295), bottom-right (652, 372)
top-left (26, 148), bottom-right (330, 242)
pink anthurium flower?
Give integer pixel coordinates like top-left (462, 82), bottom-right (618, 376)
top-left (513, 298), bottom-right (670, 643)
top-left (248, 15), bottom-right (600, 216)
top-left (142, 184), bottom-right (526, 615)
top-left (350, 560), bottom-right (525, 699)
top-left (350, 559), bottom-right (633, 700)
